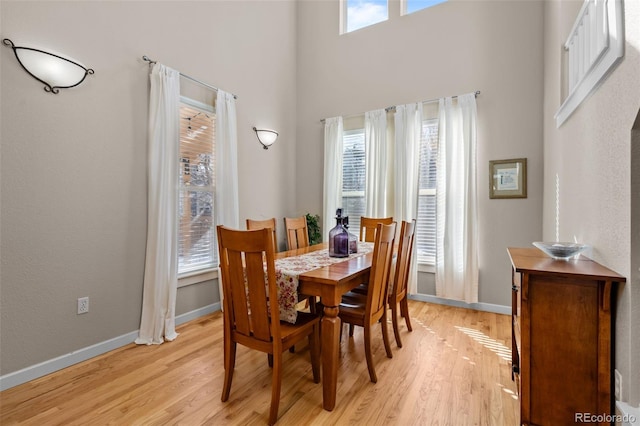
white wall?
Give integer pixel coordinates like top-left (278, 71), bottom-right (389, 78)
top-left (0, 0), bottom-right (298, 376)
top-left (542, 0), bottom-right (640, 407)
top-left (296, 0), bottom-right (544, 307)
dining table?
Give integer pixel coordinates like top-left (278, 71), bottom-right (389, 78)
top-left (274, 242), bottom-right (374, 411)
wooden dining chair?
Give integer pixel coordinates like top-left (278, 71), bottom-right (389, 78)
top-left (339, 222), bottom-right (396, 383)
top-left (246, 217), bottom-right (277, 251)
top-left (248, 217), bottom-right (316, 340)
top-left (348, 216), bottom-right (394, 301)
top-left (283, 215), bottom-right (322, 315)
top-left (388, 220), bottom-right (416, 348)
top-left (217, 225), bottom-right (321, 425)
top-left (359, 216), bottom-right (394, 242)
top-left (284, 216), bottom-right (310, 250)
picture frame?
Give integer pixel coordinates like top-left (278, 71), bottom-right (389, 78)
top-left (489, 158), bottom-right (527, 199)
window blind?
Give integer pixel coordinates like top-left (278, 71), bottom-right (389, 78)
top-left (178, 102), bottom-right (216, 275)
top-left (416, 119), bottom-right (438, 264)
top-left (342, 129), bottom-right (366, 233)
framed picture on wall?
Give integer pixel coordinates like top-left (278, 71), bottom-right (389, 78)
top-left (489, 158), bottom-right (527, 199)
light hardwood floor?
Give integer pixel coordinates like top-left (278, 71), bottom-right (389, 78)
top-left (0, 301), bottom-right (519, 425)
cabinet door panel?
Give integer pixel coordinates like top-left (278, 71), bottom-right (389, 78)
top-left (529, 275), bottom-right (598, 425)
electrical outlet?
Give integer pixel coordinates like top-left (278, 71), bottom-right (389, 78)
top-left (77, 297), bottom-right (89, 314)
top-left (614, 369), bottom-right (622, 400)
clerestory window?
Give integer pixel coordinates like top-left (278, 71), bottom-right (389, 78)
top-left (342, 0), bottom-right (388, 33)
top-left (402, 0), bottom-right (447, 15)
top-left (342, 0), bottom-right (448, 34)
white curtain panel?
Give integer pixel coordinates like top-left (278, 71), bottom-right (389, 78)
top-left (435, 94), bottom-right (479, 303)
top-left (136, 64), bottom-right (181, 345)
top-left (323, 116), bottom-right (344, 239)
top-left (393, 103), bottom-right (423, 294)
top-left (215, 90), bottom-right (240, 308)
top-left (364, 109), bottom-right (388, 218)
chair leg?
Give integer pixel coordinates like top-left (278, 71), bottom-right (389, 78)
top-left (363, 325), bottom-right (377, 383)
top-left (349, 324), bottom-right (355, 337)
top-left (221, 341), bottom-right (237, 402)
top-left (268, 352), bottom-right (283, 426)
top-left (401, 297), bottom-right (413, 332)
top-left (390, 301), bottom-right (403, 348)
top-left (381, 309), bottom-right (393, 359)
top-left (309, 325), bottom-right (321, 383)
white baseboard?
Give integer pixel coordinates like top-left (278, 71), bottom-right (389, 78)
top-left (0, 303), bottom-right (221, 392)
top-left (616, 401), bottom-right (640, 426)
top-left (408, 294), bottom-right (511, 315)
top-left (174, 302), bottom-right (220, 326)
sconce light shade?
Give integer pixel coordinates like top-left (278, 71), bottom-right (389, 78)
top-left (3, 39), bottom-right (94, 94)
top-left (253, 127), bottom-right (278, 150)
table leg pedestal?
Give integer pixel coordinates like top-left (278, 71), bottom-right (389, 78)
top-left (321, 305), bottom-right (340, 411)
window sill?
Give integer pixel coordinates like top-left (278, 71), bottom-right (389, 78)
top-left (178, 268), bottom-right (218, 288)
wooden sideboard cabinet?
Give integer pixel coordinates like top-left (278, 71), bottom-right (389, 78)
top-left (507, 247), bottom-right (625, 426)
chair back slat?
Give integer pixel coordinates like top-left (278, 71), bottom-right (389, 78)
top-left (226, 249), bottom-right (251, 336)
top-left (392, 220), bottom-right (416, 302)
top-left (366, 222), bottom-right (396, 322)
top-left (245, 250), bottom-right (272, 341)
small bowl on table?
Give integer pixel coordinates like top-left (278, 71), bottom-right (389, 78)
top-left (533, 242), bottom-right (589, 260)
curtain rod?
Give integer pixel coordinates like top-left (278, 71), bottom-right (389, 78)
top-left (320, 90), bottom-right (480, 123)
top-left (142, 55), bottom-right (238, 99)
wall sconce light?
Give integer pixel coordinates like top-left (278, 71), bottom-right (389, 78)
top-left (253, 127), bottom-right (278, 150)
top-left (2, 38), bottom-right (94, 94)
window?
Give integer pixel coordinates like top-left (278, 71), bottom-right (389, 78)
top-left (402, 0), bottom-right (447, 15)
top-left (342, 0), bottom-right (447, 33)
top-left (343, 0), bottom-right (388, 33)
top-left (337, 114), bottom-right (438, 266)
top-left (342, 128), bottom-right (366, 234)
top-left (340, 120), bottom-right (438, 265)
top-left (178, 99), bottom-right (216, 276)
top-left (416, 119), bottom-right (439, 265)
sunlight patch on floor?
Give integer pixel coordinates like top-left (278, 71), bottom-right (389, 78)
top-left (497, 383), bottom-right (519, 400)
top-left (454, 326), bottom-right (512, 361)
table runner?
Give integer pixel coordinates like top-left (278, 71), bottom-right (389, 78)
top-left (275, 242), bottom-right (374, 323)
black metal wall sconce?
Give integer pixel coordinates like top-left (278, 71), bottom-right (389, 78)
top-left (253, 127), bottom-right (278, 150)
top-left (2, 38), bottom-right (94, 94)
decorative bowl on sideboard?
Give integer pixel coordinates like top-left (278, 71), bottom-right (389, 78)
top-left (532, 242), bottom-right (589, 260)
